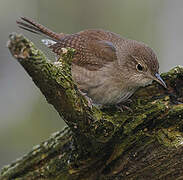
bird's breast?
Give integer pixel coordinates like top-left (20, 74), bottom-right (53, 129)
top-left (71, 63), bottom-right (136, 105)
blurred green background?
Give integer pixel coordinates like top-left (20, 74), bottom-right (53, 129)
top-left (0, 0), bottom-right (182, 168)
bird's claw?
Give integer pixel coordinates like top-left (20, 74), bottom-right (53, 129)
top-left (116, 103), bottom-right (133, 112)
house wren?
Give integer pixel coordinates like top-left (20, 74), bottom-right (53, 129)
top-left (17, 17), bottom-right (167, 106)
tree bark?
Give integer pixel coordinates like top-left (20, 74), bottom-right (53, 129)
top-left (1, 33), bottom-right (183, 180)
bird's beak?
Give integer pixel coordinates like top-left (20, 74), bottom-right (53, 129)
top-left (154, 73), bottom-right (167, 89)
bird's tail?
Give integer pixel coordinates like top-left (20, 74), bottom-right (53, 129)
top-left (16, 17), bottom-right (64, 41)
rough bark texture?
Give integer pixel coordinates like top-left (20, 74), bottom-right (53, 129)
top-left (1, 33), bottom-right (183, 180)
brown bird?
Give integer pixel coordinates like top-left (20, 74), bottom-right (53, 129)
top-left (17, 17), bottom-right (167, 106)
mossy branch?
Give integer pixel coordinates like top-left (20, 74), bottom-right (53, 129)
top-left (1, 33), bottom-right (183, 180)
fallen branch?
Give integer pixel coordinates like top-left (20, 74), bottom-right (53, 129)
top-left (1, 33), bottom-right (183, 180)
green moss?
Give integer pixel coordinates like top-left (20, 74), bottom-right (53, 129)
top-left (156, 128), bottom-right (183, 147)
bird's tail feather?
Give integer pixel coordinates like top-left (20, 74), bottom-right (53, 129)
top-left (16, 17), bottom-right (64, 41)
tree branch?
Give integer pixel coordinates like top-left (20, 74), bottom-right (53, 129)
top-left (1, 33), bottom-right (183, 180)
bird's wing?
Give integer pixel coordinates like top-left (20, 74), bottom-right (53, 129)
top-left (49, 30), bottom-right (117, 70)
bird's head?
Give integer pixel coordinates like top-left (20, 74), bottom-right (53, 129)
top-left (122, 41), bottom-right (167, 89)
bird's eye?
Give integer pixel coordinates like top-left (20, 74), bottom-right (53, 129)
top-left (136, 63), bottom-right (143, 71)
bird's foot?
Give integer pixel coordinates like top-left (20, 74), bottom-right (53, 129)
top-left (85, 96), bottom-right (93, 108)
top-left (78, 90), bottom-right (93, 108)
top-left (125, 99), bottom-right (133, 103)
top-left (116, 101), bottom-right (133, 112)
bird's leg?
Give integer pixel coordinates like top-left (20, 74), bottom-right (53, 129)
top-left (84, 96), bottom-right (93, 108)
top-left (78, 90), bottom-right (93, 108)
